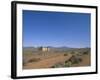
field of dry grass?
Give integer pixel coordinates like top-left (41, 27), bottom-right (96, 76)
top-left (23, 48), bottom-right (90, 69)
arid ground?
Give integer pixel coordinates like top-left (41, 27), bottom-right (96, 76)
top-left (23, 48), bottom-right (90, 69)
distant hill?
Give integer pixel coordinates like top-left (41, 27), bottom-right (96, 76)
top-left (47, 46), bottom-right (72, 51)
top-left (23, 46), bottom-right (90, 52)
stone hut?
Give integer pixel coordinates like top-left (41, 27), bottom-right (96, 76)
top-left (38, 47), bottom-right (49, 52)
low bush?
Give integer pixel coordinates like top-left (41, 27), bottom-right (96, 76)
top-left (28, 58), bottom-right (40, 63)
top-left (68, 55), bottom-right (82, 64)
top-left (51, 63), bottom-right (64, 68)
top-left (64, 61), bottom-right (72, 67)
top-left (83, 51), bottom-right (88, 55)
top-left (64, 53), bottom-right (68, 56)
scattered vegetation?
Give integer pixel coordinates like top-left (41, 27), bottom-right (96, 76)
top-left (23, 48), bottom-right (90, 69)
top-left (50, 52), bottom-right (84, 68)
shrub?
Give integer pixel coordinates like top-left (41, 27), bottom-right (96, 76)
top-left (64, 53), bottom-right (68, 56)
top-left (83, 51), bottom-right (88, 55)
top-left (28, 58), bottom-right (40, 63)
top-left (64, 61), bottom-right (72, 67)
top-left (69, 55), bottom-right (82, 64)
top-left (78, 58), bottom-right (82, 62)
top-left (50, 66), bottom-right (55, 68)
top-left (65, 60), bottom-right (68, 63)
top-left (51, 63), bottom-right (64, 68)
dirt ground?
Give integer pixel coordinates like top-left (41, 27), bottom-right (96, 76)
top-left (23, 50), bottom-right (91, 69)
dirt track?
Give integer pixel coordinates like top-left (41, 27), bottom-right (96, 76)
top-left (23, 53), bottom-right (72, 69)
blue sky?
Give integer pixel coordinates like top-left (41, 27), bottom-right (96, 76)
top-left (23, 10), bottom-right (91, 48)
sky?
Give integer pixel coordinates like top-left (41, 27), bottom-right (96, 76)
top-left (23, 10), bottom-right (91, 48)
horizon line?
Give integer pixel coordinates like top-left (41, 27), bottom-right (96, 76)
top-left (23, 46), bottom-right (90, 48)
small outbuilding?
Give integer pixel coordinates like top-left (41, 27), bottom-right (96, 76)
top-left (38, 47), bottom-right (49, 52)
